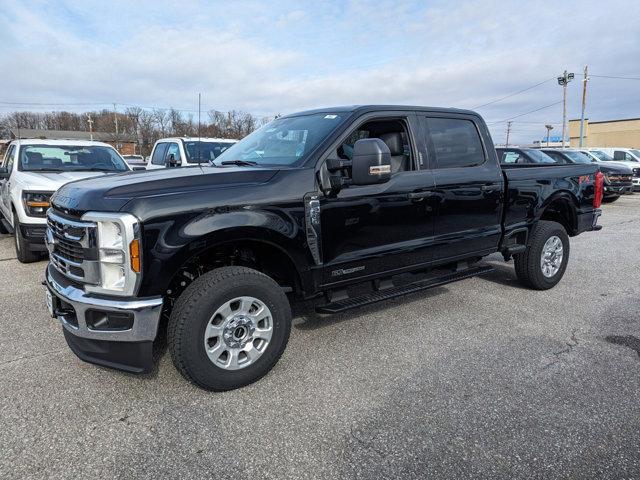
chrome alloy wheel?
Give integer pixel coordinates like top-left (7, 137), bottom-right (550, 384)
top-left (540, 235), bottom-right (563, 278)
top-left (203, 296), bottom-right (273, 370)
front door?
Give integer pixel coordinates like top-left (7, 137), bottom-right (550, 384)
top-left (419, 115), bottom-right (503, 262)
top-left (318, 114), bottom-right (437, 285)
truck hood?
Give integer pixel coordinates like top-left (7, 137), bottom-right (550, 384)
top-left (17, 170), bottom-right (111, 192)
top-left (51, 165), bottom-right (279, 216)
top-left (598, 162), bottom-right (633, 174)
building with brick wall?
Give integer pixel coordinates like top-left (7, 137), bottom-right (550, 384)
top-left (8, 128), bottom-right (138, 155)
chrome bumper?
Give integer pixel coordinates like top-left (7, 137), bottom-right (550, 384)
top-left (45, 265), bottom-right (163, 342)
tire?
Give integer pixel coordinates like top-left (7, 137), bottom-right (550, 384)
top-left (514, 220), bottom-right (569, 290)
top-left (602, 195), bottom-right (620, 203)
top-left (168, 266), bottom-right (292, 391)
top-left (13, 211), bottom-right (40, 263)
top-left (0, 210), bottom-right (9, 234)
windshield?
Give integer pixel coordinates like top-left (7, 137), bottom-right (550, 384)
top-left (589, 150), bottom-right (614, 161)
top-left (19, 145), bottom-right (128, 172)
top-left (184, 141), bottom-right (235, 163)
top-left (563, 150), bottom-right (592, 164)
top-left (214, 113), bottom-right (346, 167)
top-left (524, 149), bottom-right (556, 163)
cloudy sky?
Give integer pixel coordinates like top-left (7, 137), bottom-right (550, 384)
top-left (1, 0), bottom-right (639, 144)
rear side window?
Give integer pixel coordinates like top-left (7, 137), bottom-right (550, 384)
top-left (151, 143), bottom-right (169, 165)
top-left (426, 118), bottom-right (485, 168)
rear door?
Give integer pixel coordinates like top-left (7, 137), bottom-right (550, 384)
top-left (418, 114), bottom-right (504, 262)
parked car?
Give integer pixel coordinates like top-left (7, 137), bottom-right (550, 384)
top-left (0, 139), bottom-right (131, 262)
top-left (146, 137), bottom-right (237, 169)
top-left (44, 105), bottom-right (604, 391)
top-left (541, 148), bottom-right (633, 202)
top-left (122, 154), bottom-right (147, 170)
top-left (587, 148), bottom-right (640, 191)
top-left (496, 147), bottom-right (556, 165)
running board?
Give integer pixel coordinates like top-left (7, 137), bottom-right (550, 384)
top-left (316, 265), bottom-right (494, 314)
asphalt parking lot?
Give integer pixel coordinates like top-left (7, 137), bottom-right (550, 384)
top-left (1, 196), bottom-right (639, 480)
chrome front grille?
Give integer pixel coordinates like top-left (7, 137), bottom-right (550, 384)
top-left (46, 210), bottom-right (99, 284)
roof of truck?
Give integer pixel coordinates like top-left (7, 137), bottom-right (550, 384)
top-left (8, 138), bottom-right (117, 148)
top-left (281, 105), bottom-right (478, 118)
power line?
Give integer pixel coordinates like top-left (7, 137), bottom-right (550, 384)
top-left (471, 77), bottom-right (555, 109)
top-left (589, 74), bottom-right (640, 81)
top-left (487, 101), bottom-right (562, 125)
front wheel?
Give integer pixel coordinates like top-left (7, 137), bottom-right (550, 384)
top-left (14, 212), bottom-right (40, 263)
top-left (514, 220), bottom-right (570, 290)
top-left (168, 266), bottom-right (292, 391)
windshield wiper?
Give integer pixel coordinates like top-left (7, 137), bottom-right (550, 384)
top-left (219, 160), bottom-right (258, 167)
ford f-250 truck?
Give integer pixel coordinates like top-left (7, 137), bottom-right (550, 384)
top-left (43, 105), bottom-right (604, 391)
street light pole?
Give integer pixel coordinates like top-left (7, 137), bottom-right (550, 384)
top-left (545, 124), bottom-right (554, 147)
top-left (557, 70), bottom-right (574, 148)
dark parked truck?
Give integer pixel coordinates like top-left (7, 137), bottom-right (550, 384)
top-left (44, 106), bottom-right (604, 390)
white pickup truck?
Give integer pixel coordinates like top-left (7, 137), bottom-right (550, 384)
top-left (146, 137), bottom-right (237, 169)
top-left (0, 139), bottom-right (130, 262)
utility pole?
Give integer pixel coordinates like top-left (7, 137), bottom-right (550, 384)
top-left (545, 124), bottom-right (554, 147)
top-left (579, 65), bottom-right (589, 148)
top-left (505, 121), bottom-right (512, 147)
top-left (86, 114), bottom-right (94, 141)
top-left (557, 70), bottom-right (574, 148)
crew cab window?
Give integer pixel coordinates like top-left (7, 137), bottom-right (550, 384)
top-left (151, 143), bottom-right (169, 165)
top-left (614, 151), bottom-right (636, 162)
top-left (426, 118), bottom-right (485, 168)
top-left (501, 151), bottom-right (524, 164)
top-left (336, 118), bottom-right (414, 174)
top-left (166, 143), bottom-right (181, 162)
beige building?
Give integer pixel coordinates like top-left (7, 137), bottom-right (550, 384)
top-left (569, 117), bottom-right (640, 148)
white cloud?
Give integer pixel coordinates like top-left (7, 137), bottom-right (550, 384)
top-left (0, 0), bottom-right (639, 144)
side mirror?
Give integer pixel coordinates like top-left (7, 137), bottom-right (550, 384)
top-left (351, 138), bottom-right (392, 185)
top-left (166, 154), bottom-right (180, 167)
top-left (0, 166), bottom-right (8, 179)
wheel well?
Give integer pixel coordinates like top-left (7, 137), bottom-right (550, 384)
top-left (540, 197), bottom-right (577, 236)
top-left (163, 240), bottom-right (301, 313)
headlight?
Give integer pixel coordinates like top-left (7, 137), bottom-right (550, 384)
top-left (81, 212), bottom-right (141, 296)
top-left (22, 191), bottom-right (53, 217)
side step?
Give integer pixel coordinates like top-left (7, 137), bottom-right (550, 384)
top-left (316, 265), bottom-right (494, 314)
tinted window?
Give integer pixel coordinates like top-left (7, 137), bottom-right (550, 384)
top-left (499, 150), bottom-right (525, 164)
top-left (543, 151), bottom-right (565, 163)
top-left (184, 141), bottom-right (235, 163)
top-left (426, 118), bottom-right (484, 168)
top-left (18, 145), bottom-right (128, 172)
top-left (151, 143), bottom-right (169, 165)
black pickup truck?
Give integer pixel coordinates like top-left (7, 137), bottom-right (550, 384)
top-left (44, 105), bottom-right (604, 390)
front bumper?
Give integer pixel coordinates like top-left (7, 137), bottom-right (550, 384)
top-left (604, 184), bottom-right (633, 196)
top-left (20, 223), bottom-right (48, 251)
top-left (45, 264), bottom-right (163, 373)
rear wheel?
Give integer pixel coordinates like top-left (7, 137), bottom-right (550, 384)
top-left (168, 266), bottom-right (291, 391)
top-left (14, 211), bottom-right (40, 263)
top-left (514, 220), bottom-right (569, 290)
